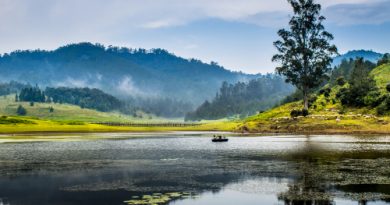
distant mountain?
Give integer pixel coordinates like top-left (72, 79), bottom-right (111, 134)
top-left (0, 42), bottom-right (259, 106)
top-left (333, 50), bottom-right (383, 66)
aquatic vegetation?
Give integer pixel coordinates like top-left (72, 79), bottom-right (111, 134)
top-left (124, 192), bottom-right (194, 205)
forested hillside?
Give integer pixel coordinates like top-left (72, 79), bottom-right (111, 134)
top-left (0, 43), bottom-right (257, 106)
top-left (185, 75), bottom-right (294, 120)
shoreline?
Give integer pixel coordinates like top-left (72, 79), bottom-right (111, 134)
top-left (1, 126), bottom-right (390, 135)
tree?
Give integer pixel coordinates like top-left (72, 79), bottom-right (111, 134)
top-left (377, 53), bottom-right (389, 66)
top-left (337, 58), bottom-right (378, 107)
top-left (272, 0), bottom-right (337, 111)
top-left (16, 105), bottom-right (27, 116)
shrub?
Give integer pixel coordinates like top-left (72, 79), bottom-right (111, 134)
top-left (49, 107), bottom-right (54, 113)
top-left (319, 87), bottom-right (331, 97)
top-left (30, 101), bottom-right (34, 106)
top-left (363, 91), bottom-right (382, 107)
top-left (290, 110), bottom-right (301, 118)
top-left (336, 77), bottom-right (346, 86)
top-left (16, 105), bottom-right (27, 116)
top-left (386, 84), bottom-right (390, 92)
top-left (290, 109), bottom-right (309, 117)
top-left (376, 95), bottom-right (390, 115)
top-left (377, 103), bottom-right (387, 115)
top-left (302, 109), bottom-right (309, 116)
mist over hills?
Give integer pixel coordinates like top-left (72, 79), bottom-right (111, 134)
top-left (0, 42), bottom-right (259, 106)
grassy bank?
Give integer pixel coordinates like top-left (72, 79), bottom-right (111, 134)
top-left (238, 101), bottom-right (390, 134)
top-left (0, 116), bottom-right (240, 134)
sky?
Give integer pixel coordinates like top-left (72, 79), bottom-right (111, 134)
top-left (0, 0), bottom-right (389, 74)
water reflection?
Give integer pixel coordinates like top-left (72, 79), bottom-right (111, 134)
top-left (0, 133), bottom-right (389, 204)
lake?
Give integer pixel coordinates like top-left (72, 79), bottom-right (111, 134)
top-left (0, 132), bottom-right (390, 205)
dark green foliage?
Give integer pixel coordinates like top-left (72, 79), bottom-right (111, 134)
top-left (19, 86), bottom-right (45, 102)
top-left (386, 84), bottom-right (390, 92)
top-left (376, 95), bottom-right (390, 115)
top-left (336, 77), bottom-right (346, 86)
top-left (377, 53), bottom-right (389, 66)
top-left (185, 75), bottom-right (294, 121)
top-left (29, 101), bottom-right (34, 106)
top-left (16, 105), bottom-right (27, 116)
top-left (272, 0), bottom-right (337, 110)
top-left (319, 87), bottom-right (331, 98)
top-left (0, 116), bottom-right (34, 124)
top-left (337, 58), bottom-right (378, 107)
top-left (281, 89), bottom-right (304, 105)
top-left (45, 87), bottom-right (122, 112)
top-left (290, 109), bottom-right (309, 118)
top-left (308, 95), bottom-right (318, 107)
top-left (330, 58), bottom-right (376, 84)
top-left (49, 106), bottom-right (54, 113)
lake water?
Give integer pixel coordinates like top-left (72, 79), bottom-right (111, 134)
top-left (0, 132), bottom-right (390, 205)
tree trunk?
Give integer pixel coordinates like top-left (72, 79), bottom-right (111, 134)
top-left (303, 88), bottom-right (309, 111)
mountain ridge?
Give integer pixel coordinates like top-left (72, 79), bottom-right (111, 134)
top-left (0, 42), bottom-right (259, 106)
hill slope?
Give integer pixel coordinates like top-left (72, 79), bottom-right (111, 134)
top-left (239, 62), bottom-right (390, 134)
top-left (0, 95), bottom-right (165, 123)
top-left (0, 43), bottom-right (258, 105)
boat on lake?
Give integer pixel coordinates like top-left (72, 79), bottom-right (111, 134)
top-left (212, 135), bottom-right (228, 142)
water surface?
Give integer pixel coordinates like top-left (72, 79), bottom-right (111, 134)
top-left (0, 133), bottom-right (390, 205)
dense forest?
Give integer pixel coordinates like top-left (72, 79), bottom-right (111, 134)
top-left (0, 43), bottom-right (258, 106)
top-left (0, 81), bottom-right (28, 96)
top-left (18, 86), bottom-right (46, 102)
top-left (185, 75), bottom-right (294, 121)
top-left (45, 87), bottom-right (123, 112)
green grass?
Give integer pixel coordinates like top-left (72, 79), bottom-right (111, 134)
top-left (371, 63), bottom-right (390, 91)
top-left (0, 95), bottom-right (180, 123)
top-left (0, 95), bottom-right (241, 134)
top-left (240, 63), bottom-right (390, 134)
top-left (0, 116), bottom-right (239, 134)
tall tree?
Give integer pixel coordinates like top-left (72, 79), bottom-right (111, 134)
top-left (272, 0), bottom-right (337, 111)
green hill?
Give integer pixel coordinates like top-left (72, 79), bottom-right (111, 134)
top-left (239, 62), bottom-right (390, 134)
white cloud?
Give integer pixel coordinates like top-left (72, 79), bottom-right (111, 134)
top-left (0, 0), bottom-right (388, 74)
top-left (324, 0), bottom-right (390, 25)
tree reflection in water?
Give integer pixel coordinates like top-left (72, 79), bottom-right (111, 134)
top-left (275, 136), bottom-right (390, 204)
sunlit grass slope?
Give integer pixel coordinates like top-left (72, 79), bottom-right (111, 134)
top-left (240, 63), bottom-right (390, 134)
top-left (0, 115), bottom-right (240, 134)
top-left (371, 63), bottom-right (390, 91)
top-left (0, 95), bottom-right (240, 133)
top-left (0, 95), bottom-right (173, 123)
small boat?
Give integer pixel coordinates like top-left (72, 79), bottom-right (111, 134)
top-left (212, 135), bottom-right (228, 142)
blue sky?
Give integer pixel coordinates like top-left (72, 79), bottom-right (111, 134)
top-left (0, 0), bottom-right (389, 74)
